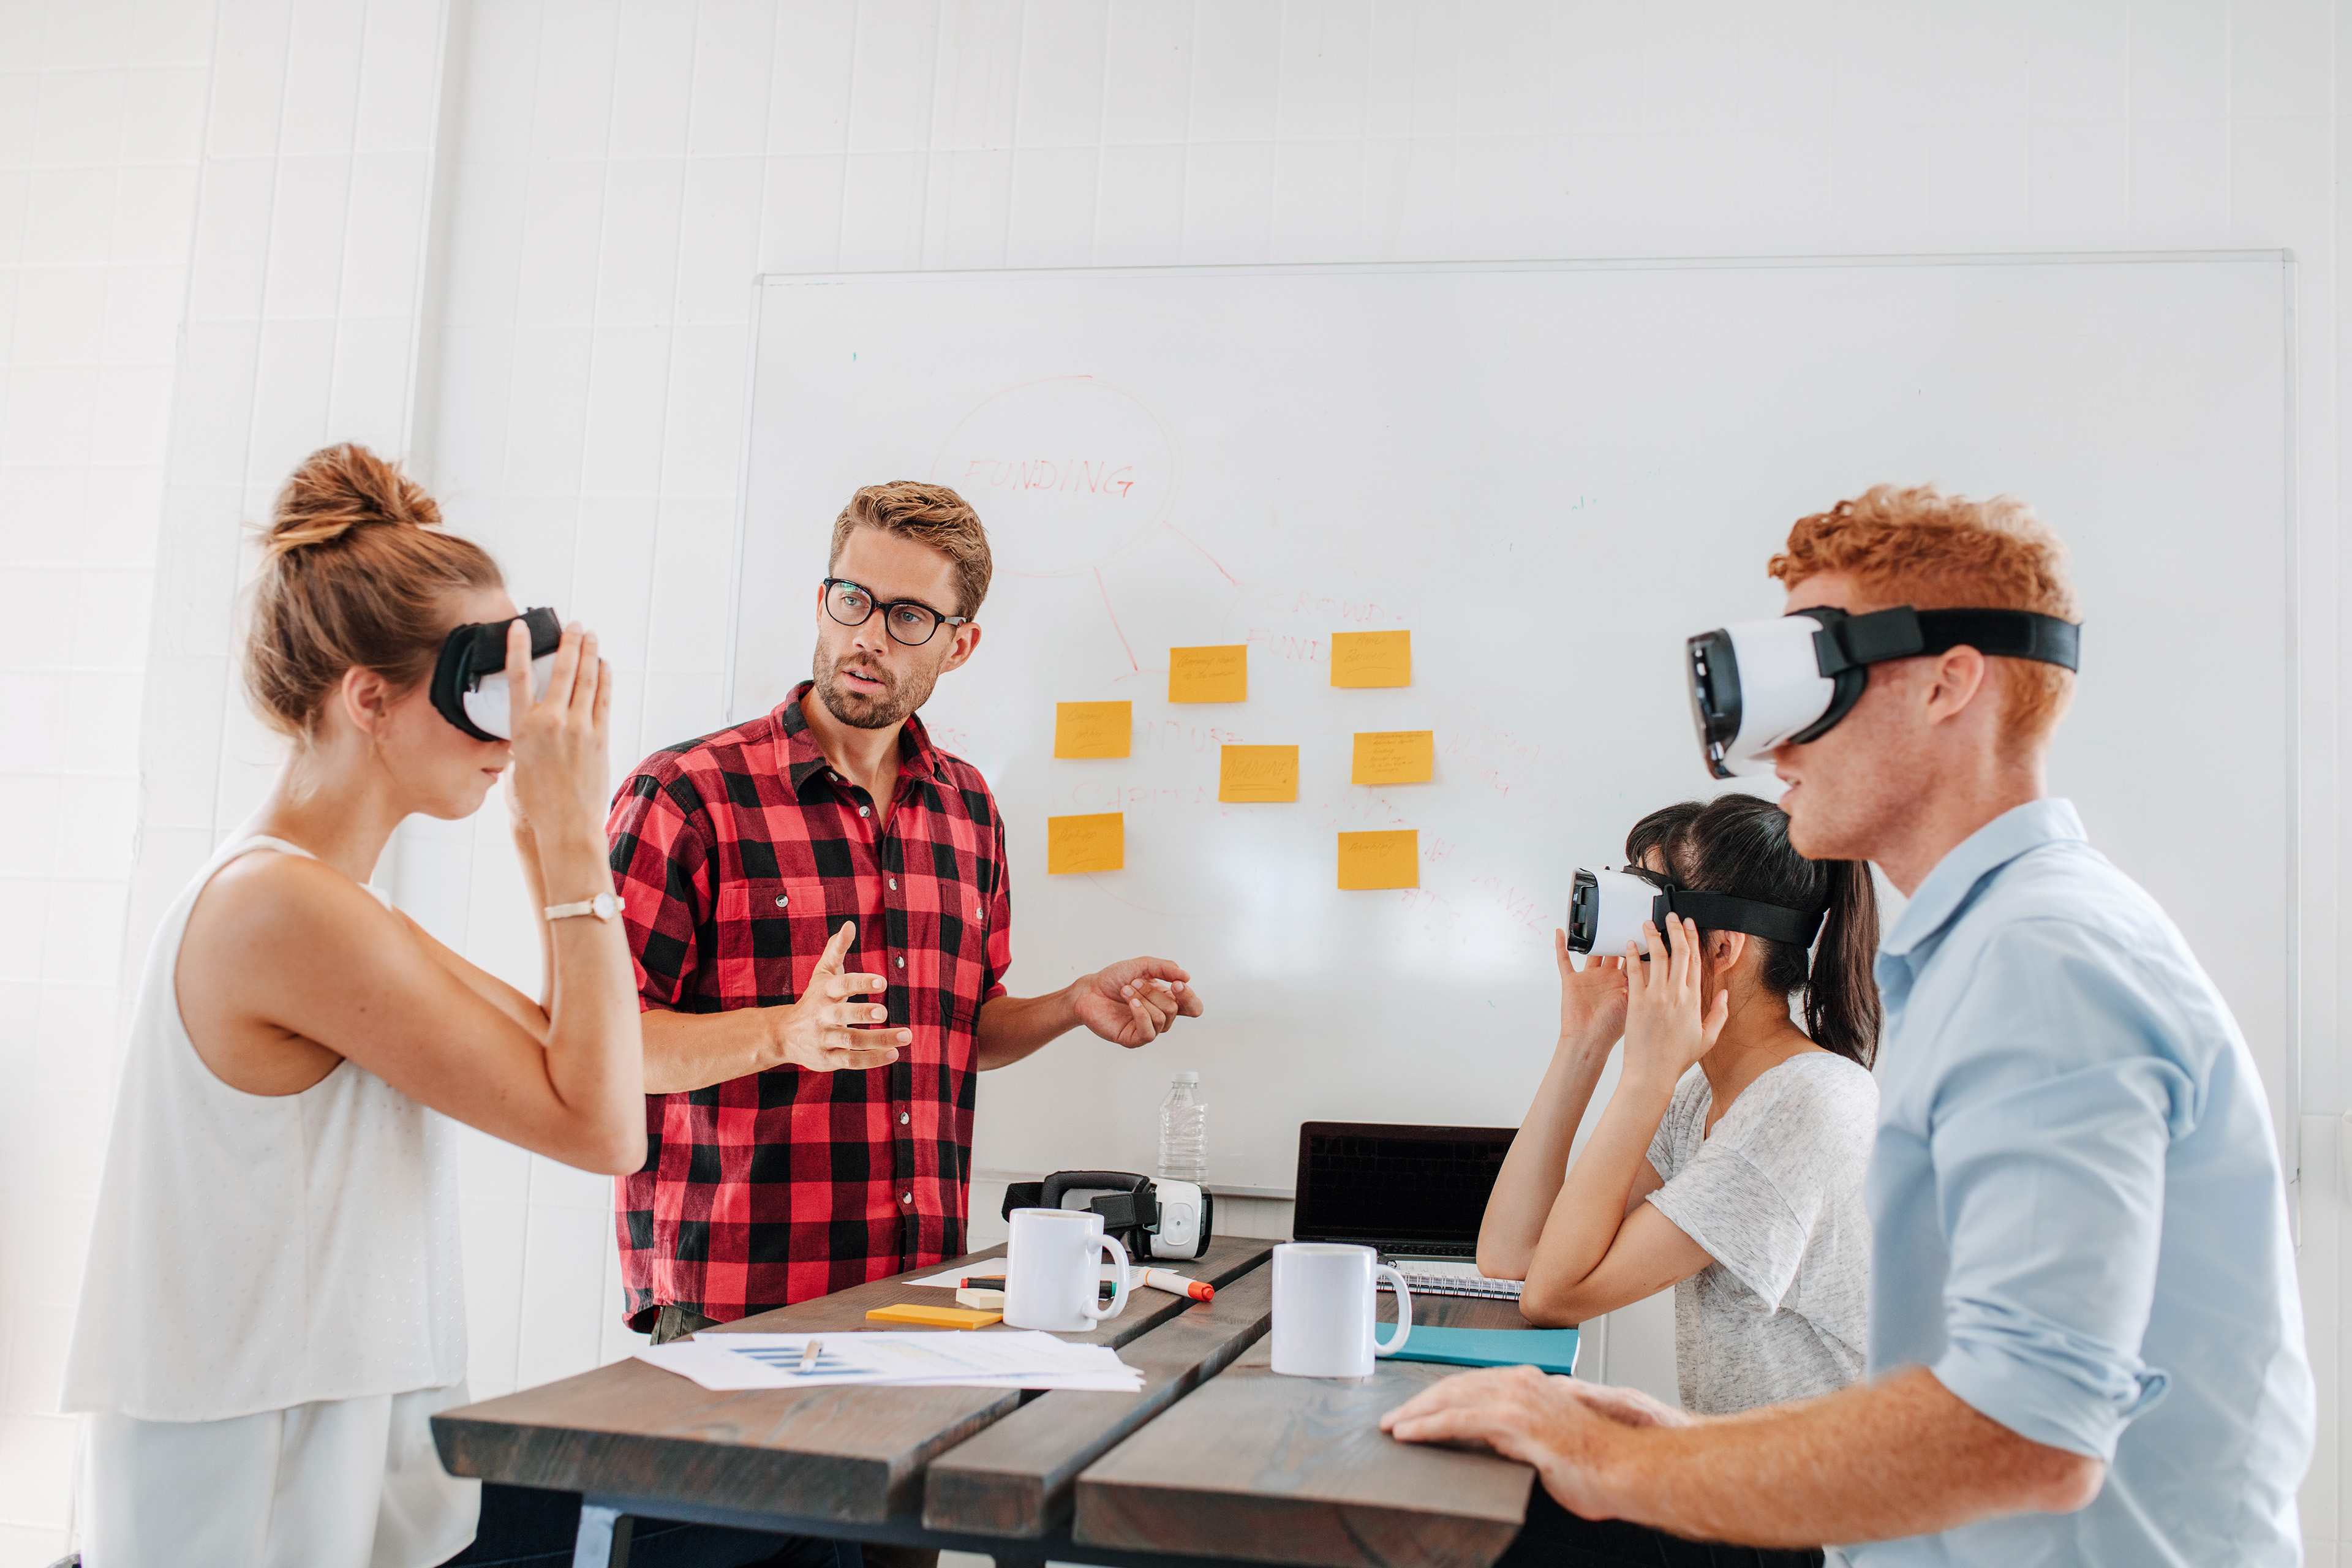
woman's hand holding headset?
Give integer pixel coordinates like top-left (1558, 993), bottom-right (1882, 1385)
top-left (1553, 929), bottom-right (1629, 1066)
top-left (503, 617), bottom-right (613, 860)
top-left (1619, 914), bottom-right (1728, 1093)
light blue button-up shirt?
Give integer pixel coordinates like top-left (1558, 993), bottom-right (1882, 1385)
top-left (1845, 799), bottom-right (2312, 1568)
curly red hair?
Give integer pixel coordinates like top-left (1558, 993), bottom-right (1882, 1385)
top-left (1769, 484), bottom-right (2078, 748)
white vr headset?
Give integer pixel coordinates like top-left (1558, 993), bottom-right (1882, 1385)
top-left (429, 606), bottom-right (560, 742)
top-left (1567, 865), bottom-right (1826, 959)
top-left (1685, 605), bottom-right (2081, 778)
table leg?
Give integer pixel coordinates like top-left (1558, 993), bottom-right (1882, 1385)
top-left (571, 1503), bottom-right (634, 1568)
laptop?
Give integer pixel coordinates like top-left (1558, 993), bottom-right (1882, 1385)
top-left (1291, 1121), bottom-right (1525, 1301)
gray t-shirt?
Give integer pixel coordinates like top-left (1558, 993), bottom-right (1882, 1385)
top-left (1644, 1052), bottom-right (1878, 1414)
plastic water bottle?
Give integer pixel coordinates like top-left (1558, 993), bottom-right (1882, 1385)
top-left (1156, 1072), bottom-right (1208, 1184)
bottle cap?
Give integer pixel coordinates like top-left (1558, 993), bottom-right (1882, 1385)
top-left (1175, 1071), bottom-right (1199, 1084)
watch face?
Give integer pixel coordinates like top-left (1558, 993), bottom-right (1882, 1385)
top-left (592, 892), bottom-right (618, 920)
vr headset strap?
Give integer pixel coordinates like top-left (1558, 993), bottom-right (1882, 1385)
top-left (1003, 1171), bottom-right (1162, 1235)
top-left (1656, 887), bottom-right (1825, 948)
top-left (1815, 606), bottom-right (2081, 676)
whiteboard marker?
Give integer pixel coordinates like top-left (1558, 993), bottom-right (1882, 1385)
top-left (1139, 1268), bottom-right (1213, 1302)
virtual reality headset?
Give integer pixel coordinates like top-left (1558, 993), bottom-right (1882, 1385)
top-left (430, 607), bottom-right (560, 742)
top-left (1686, 605), bottom-right (2081, 778)
top-left (1000, 1169), bottom-right (1213, 1261)
top-left (1567, 865), bottom-right (1824, 959)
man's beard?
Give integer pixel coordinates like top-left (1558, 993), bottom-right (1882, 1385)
top-left (813, 649), bottom-right (938, 730)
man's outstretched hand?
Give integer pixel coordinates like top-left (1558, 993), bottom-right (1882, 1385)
top-left (1072, 957), bottom-right (1204, 1047)
top-left (774, 920), bottom-right (907, 1072)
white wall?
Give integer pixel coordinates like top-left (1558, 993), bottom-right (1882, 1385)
top-left (0, 1), bottom-right (215, 1561)
top-left (4, 2), bottom-right (2347, 1562)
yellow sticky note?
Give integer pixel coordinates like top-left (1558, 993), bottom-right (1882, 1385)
top-left (866, 1302), bottom-right (1003, 1328)
top-left (1352, 730), bottom-right (1434, 785)
top-left (1047, 812), bottom-right (1124, 874)
top-left (1170, 644), bottom-right (1248, 703)
top-left (1218, 745), bottom-right (1299, 803)
top-left (1054, 701), bottom-right (1132, 758)
top-left (1338, 829), bottom-right (1420, 890)
top-left (1330, 630), bottom-right (1412, 688)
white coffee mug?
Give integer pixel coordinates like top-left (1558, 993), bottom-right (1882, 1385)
top-left (1003, 1207), bottom-right (1132, 1332)
top-left (1272, 1242), bottom-right (1411, 1378)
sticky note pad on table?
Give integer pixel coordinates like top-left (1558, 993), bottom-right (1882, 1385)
top-left (1330, 630), bottom-right (1411, 688)
top-left (1054, 701), bottom-right (1131, 758)
top-left (1219, 745), bottom-right (1299, 803)
top-left (1338, 829), bottom-right (1419, 889)
top-left (1047, 812), bottom-right (1124, 874)
top-left (1170, 644), bottom-right (1247, 703)
top-left (865, 1302), bottom-right (1003, 1329)
top-left (1352, 730), bottom-right (1434, 785)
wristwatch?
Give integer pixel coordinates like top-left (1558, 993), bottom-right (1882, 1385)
top-left (545, 892), bottom-right (624, 923)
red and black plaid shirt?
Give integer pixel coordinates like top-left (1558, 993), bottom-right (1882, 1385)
top-left (605, 684), bottom-right (1011, 1330)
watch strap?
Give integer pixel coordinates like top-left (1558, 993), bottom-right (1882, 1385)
top-left (544, 892), bottom-right (623, 922)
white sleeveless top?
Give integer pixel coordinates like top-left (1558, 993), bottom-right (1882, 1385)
top-left (63, 835), bottom-right (467, 1422)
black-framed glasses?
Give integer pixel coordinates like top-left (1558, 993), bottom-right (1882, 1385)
top-left (821, 577), bottom-right (970, 647)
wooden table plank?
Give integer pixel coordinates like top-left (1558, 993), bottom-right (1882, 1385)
top-left (432, 1237), bottom-right (1272, 1526)
top-left (922, 1257), bottom-right (1276, 1538)
top-left (1072, 1294), bottom-right (1542, 1568)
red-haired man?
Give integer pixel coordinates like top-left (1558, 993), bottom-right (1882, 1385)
top-left (1387, 488), bottom-right (2312, 1567)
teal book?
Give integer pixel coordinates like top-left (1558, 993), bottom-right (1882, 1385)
top-left (1387, 1325), bottom-right (1580, 1376)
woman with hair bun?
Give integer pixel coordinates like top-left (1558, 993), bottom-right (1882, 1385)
top-left (61, 447), bottom-right (819, 1567)
top-left (1472, 794), bottom-right (1880, 1567)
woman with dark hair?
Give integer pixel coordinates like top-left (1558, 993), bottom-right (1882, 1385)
top-left (1481, 793), bottom-right (1881, 1412)
top-left (1471, 794), bottom-right (1879, 1566)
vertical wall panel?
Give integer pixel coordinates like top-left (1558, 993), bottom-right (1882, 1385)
top-left (0, 0), bottom-right (219, 1555)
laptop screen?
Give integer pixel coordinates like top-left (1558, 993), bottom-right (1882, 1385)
top-left (1292, 1121), bottom-right (1518, 1245)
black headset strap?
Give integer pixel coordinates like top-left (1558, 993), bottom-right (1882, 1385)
top-left (1656, 887), bottom-right (1825, 948)
top-left (1814, 606), bottom-right (2080, 676)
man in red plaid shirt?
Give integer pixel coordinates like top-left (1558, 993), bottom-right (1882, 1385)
top-left (607, 481), bottom-right (1201, 1344)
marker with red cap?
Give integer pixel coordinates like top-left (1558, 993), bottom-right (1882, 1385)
top-left (1140, 1267), bottom-right (1213, 1302)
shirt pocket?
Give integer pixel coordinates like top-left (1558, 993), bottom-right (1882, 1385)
top-left (713, 876), bottom-right (836, 1004)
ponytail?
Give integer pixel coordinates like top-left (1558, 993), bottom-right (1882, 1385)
top-left (1803, 859), bottom-right (1880, 1068)
top-left (1626, 794), bottom-right (1882, 1069)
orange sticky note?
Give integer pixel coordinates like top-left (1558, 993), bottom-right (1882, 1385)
top-left (1054, 701), bottom-right (1131, 758)
top-left (1170, 644), bottom-right (1248, 703)
top-left (1218, 745), bottom-right (1299, 803)
top-left (1330, 630), bottom-right (1411, 688)
top-left (1352, 730), bottom-right (1434, 785)
top-left (1338, 830), bottom-right (1419, 889)
top-left (1047, 812), bottom-right (1124, 873)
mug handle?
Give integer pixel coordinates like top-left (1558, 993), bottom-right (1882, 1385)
top-left (1086, 1233), bottom-right (1133, 1322)
top-left (1373, 1264), bottom-right (1412, 1356)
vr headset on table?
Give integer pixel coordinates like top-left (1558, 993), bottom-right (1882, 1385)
top-left (1684, 604), bottom-right (2081, 778)
top-left (1001, 1170), bottom-right (1213, 1261)
top-left (430, 606), bottom-right (561, 741)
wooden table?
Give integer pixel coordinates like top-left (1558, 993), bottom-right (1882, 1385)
top-left (431, 1245), bottom-right (1553, 1568)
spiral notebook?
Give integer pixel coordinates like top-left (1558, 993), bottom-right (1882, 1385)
top-left (1383, 1259), bottom-right (1524, 1302)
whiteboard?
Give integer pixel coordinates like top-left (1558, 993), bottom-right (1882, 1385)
top-left (728, 255), bottom-right (2294, 1196)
